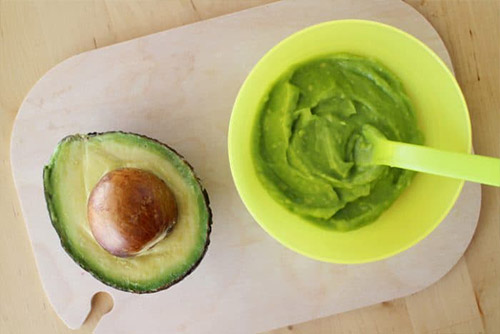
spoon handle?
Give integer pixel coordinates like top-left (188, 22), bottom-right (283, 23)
top-left (373, 140), bottom-right (500, 186)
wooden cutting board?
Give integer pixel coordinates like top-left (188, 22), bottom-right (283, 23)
top-left (10, 0), bottom-right (481, 333)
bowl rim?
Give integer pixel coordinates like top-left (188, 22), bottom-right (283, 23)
top-left (228, 19), bottom-right (471, 264)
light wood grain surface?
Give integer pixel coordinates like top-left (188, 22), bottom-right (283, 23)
top-left (0, 1), bottom-right (498, 333)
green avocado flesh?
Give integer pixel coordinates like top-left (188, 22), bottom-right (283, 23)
top-left (253, 54), bottom-right (423, 231)
top-left (43, 132), bottom-right (211, 292)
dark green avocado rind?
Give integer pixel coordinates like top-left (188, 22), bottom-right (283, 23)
top-left (43, 131), bottom-right (212, 293)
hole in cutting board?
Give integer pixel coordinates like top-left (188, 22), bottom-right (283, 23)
top-left (80, 291), bottom-right (114, 332)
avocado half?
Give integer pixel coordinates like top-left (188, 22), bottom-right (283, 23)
top-left (43, 132), bottom-right (211, 293)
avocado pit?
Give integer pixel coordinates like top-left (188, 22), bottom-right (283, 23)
top-left (87, 168), bottom-right (177, 257)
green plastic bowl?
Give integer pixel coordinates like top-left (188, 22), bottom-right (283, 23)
top-left (228, 20), bottom-right (471, 264)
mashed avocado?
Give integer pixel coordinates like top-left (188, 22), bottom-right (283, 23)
top-left (253, 54), bottom-right (422, 231)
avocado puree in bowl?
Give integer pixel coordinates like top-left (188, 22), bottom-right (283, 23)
top-left (253, 54), bottom-right (422, 231)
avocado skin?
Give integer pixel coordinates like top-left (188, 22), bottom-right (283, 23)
top-left (43, 131), bottom-right (212, 293)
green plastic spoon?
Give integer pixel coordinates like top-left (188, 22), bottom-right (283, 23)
top-left (355, 125), bottom-right (500, 187)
